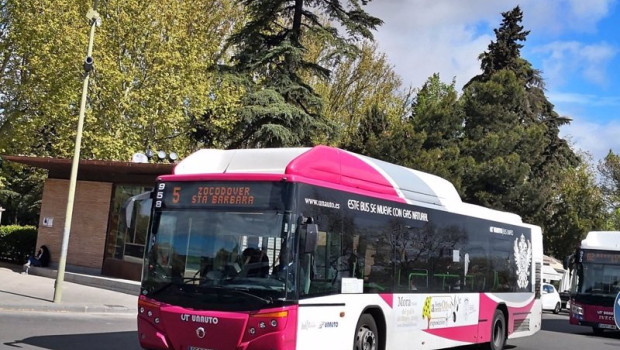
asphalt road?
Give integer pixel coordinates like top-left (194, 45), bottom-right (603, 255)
top-left (0, 311), bottom-right (141, 350)
top-left (0, 310), bottom-right (619, 350)
top-left (507, 311), bottom-right (620, 350)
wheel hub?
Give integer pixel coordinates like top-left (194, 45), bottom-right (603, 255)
top-left (357, 326), bottom-right (376, 350)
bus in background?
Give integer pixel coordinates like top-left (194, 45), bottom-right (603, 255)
top-left (567, 231), bottom-right (620, 335)
top-left (135, 146), bottom-right (543, 350)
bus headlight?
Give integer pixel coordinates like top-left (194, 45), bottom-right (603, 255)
top-left (571, 304), bottom-right (583, 316)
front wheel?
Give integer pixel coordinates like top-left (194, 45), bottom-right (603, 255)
top-left (353, 314), bottom-right (378, 350)
top-left (553, 302), bottom-right (561, 314)
top-left (593, 327), bottom-right (604, 336)
top-left (483, 309), bottom-right (506, 350)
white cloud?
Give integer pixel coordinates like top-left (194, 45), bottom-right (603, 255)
top-left (363, 0), bottom-right (617, 89)
top-left (533, 41), bottom-right (617, 87)
top-left (566, 0), bottom-right (616, 31)
top-left (364, 1), bottom-right (511, 89)
top-left (362, 0), bottom-right (619, 163)
top-left (560, 117), bottom-right (620, 162)
top-left (548, 92), bottom-right (620, 106)
top-left (526, 0), bottom-right (615, 34)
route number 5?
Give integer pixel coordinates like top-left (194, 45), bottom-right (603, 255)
top-left (172, 187), bottom-right (181, 203)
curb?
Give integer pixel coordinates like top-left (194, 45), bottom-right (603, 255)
top-left (28, 266), bottom-right (141, 296)
top-left (0, 303), bottom-right (137, 314)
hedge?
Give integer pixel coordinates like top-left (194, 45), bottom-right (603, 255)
top-left (0, 225), bottom-right (38, 264)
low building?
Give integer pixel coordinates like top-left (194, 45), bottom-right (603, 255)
top-left (542, 254), bottom-right (571, 292)
top-left (3, 155), bottom-right (173, 281)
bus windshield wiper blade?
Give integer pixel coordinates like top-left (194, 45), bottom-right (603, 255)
top-left (147, 277), bottom-right (201, 296)
top-left (202, 286), bottom-right (273, 305)
top-left (148, 282), bottom-right (175, 296)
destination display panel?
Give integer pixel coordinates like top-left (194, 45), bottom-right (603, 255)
top-left (580, 249), bottom-right (620, 264)
top-left (153, 181), bottom-right (287, 210)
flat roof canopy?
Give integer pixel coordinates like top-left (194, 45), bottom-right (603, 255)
top-left (2, 155), bottom-right (174, 185)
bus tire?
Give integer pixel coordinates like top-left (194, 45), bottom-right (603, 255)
top-left (484, 309), bottom-right (506, 350)
top-left (592, 327), bottom-right (604, 336)
top-left (353, 314), bottom-right (378, 350)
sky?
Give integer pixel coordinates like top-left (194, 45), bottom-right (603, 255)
top-left (365, 0), bottom-right (620, 164)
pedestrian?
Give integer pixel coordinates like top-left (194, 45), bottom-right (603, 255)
top-left (23, 245), bottom-right (50, 274)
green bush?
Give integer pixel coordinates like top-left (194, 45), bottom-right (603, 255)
top-left (0, 225), bottom-right (38, 263)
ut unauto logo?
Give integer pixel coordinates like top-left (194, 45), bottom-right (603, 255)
top-left (319, 321), bottom-right (339, 329)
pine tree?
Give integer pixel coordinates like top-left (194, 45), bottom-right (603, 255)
top-left (214, 0), bottom-right (382, 148)
top-left (461, 6), bottom-right (579, 223)
top-left (478, 7), bottom-right (529, 81)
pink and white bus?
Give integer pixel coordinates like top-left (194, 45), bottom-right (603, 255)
top-left (568, 231), bottom-right (620, 335)
top-left (136, 146), bottom-right (543, 350)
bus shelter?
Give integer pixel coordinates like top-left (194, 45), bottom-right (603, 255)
top-left (2, 155), bottom-right (173, 281)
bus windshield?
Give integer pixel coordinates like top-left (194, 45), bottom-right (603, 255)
top-left (572, 262), bottom-right (620, 297)
top-left (141, 209), bottom-right (294, 311)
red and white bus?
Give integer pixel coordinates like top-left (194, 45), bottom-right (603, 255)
top-left (136, 146), bottom-right (543, 350)
top-left (568, 231), bottom-right (620, 335)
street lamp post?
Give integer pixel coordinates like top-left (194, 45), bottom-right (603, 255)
top-left (0, 206), bottom-right (5, 226)
top-left (53, 0), bottom-right (101, 303)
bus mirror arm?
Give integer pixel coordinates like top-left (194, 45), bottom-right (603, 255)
top-left (303, 224), bottom-right (319, 254)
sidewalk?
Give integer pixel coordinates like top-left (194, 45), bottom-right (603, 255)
top-left (0, 262), bottom-right (139, 314)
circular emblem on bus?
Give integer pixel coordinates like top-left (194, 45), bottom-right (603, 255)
top-left (196, 327), bottom-right (206, 339)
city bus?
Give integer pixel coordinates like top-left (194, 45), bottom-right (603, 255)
top-left (135, 146), bottom-right (543, 350)
top-left (567, 231), bottom-right (620, 335)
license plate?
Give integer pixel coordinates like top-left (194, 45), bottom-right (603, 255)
top-left (598, 324), bottom-right (617, 329)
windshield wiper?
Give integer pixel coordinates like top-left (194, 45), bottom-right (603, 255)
top-left (200, 286), bottom-right (273, 305)
top-left (147, 282), bottom-right (175, 296)
top-left (146, 277), bottom-right (205, 296)
top-left (147, 281), bottom-right (273, 305)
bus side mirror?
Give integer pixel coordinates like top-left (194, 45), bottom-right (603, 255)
top-left (303, 224), bottom-right (319, 254)
top-left (123, 191), bottom-right (153, 229)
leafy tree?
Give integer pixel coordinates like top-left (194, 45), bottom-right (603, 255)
top-left (408, 74), bottom-right (465, 189)
top-left (0, 0), bottom-right (243, 160)
top-left (315, 42), bottom-right (404, 146)
top-left (0, 163), bottom-right (44, 226)
top-left (598, 150), bottom-right (620, 229)
top-left (0, 0), bottom-right (243, 225)
top-left (90, 0), bottom-right (244, 158)
top-left (543, 162), bottom-right (606, 258)
top-left (599, 151), bottom-right (620, 209)
top-left (214, 0), bottom-right (383, 148)
top-left (0, 0), bottom-right (84, 157)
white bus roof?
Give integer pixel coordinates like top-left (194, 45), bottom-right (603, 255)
top-left (172, 146), bottom-right (524, 225)
top-left (581, 231), bottom-right (620, 251)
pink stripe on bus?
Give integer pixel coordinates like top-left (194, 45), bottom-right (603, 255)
top-left (423, 293), bottom-right (535, 343)
top-left (286, 145), bottom-right (400, 197)
top-left (379, 294), bottom-right (393, 308)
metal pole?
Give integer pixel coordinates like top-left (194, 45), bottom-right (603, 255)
top-left (54, 0), bottom-right (100, 303)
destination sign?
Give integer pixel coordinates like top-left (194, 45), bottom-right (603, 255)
top-left (154, 181), bottom-right (286, 210)
top-left (582, 250), bottom-right (620, 264)
top-left (191, 185), bottom-right (254, 205)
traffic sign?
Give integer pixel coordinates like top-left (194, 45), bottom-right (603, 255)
top-left (614, 291), bottom-right (620, 329)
